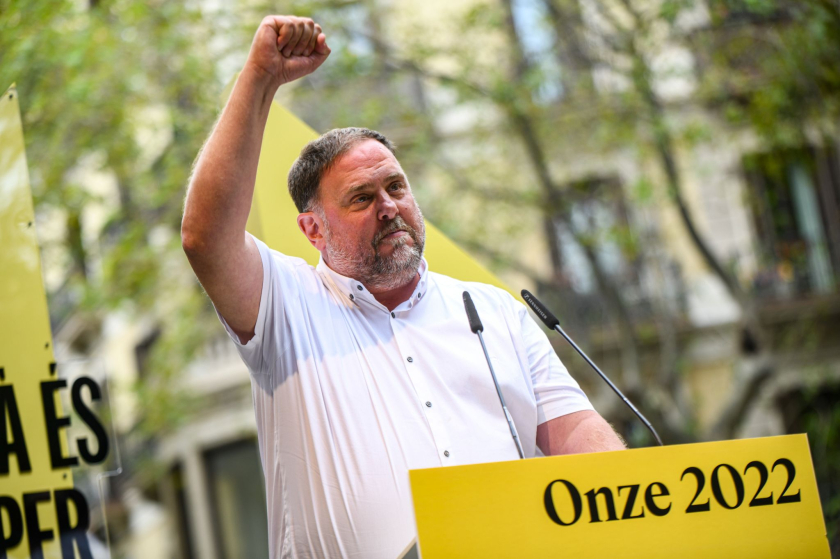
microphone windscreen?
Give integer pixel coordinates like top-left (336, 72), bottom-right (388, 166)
top-left (462, 291), bottom-right (484, 333)
top-left (521, 289), bottom-right (560, 329)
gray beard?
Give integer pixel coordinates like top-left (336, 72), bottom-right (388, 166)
top-left (323, 214), bottom-right (425, 291)
top-left (363, 236), bottom-right (423, 290)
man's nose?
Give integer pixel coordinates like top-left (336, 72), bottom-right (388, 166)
top-left (376, 191), bottom-right (399, 221)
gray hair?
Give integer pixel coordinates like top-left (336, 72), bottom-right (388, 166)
top-left (287, 127), bottom-right (396, 213)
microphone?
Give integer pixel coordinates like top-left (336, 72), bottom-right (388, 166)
top-left (463, 292), bottom-right (525, 459)
top-left (521, 289), bottom-right (664, 446)
top-left (464, 291), bottom-right (484, 333)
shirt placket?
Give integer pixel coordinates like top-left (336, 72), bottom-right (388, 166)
top-left (389, 311), bottom-right (454, 465)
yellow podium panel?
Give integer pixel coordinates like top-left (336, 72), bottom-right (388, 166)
top-left (409, 435), bottom-right (829, 558)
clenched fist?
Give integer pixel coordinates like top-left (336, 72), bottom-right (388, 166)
top-left (246, 16), bottom-right (331, 87)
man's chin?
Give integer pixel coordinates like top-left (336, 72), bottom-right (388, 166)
top-left (368, 244), bottom-right (421, 281)
top-left (367, 266), bottom-right (419, 291)
top-left (376, 236), bottom-right (412, 256)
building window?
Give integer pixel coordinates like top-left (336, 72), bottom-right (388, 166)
top-left (557, 176), bottom-right (642, 294)
top-left (744, 145), bottom-right (840, 298)
top-left (204, 439), bottom-right (269, 559)
top-left (546, 175), bottom-right (686, 330)
top-left (170, 462), bottom-right (195, 559)
top-left (511, 0), bottom-right (564, 103)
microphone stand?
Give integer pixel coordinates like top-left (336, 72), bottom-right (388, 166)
top-left (463, 291), bottom-right (525, 459)
top-left (521, 289), bottom-right (664, 446)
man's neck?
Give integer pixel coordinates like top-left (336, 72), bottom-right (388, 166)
top-left (368, 273), bottom-right (421, 311)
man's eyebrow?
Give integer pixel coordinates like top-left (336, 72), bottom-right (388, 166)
top-left (345, 172), bottom-right (406, 195)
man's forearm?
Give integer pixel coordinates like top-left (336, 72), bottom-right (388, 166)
top-left (181, 65), bottom-right (278, 254)
top-left (182, 15), bottom-right (329, 256)
top-left (556, 413), bottom-right (626, 454)
top-left (537, 410), bottom-right (626, 456)
top-left (179, 17), bottom-right (328, 338)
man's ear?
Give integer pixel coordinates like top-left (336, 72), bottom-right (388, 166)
top-left (297, 212), bottom-right (326, 251)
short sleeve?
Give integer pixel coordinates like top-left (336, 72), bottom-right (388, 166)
top-left (517, 303), bottom-right (594, 424)
top-left (214, 234), bottom-right (294, 376)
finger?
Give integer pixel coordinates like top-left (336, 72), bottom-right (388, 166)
top-left (314, 33), bottom-right (330, 56)
top-left (261, 15), bottom-right (283, 34)
top-left (283, 20), bottom-right (303, 57)
top-left (275, 20), bottom-right (294, 54)
top-left (283, 20), bottom-right (304, 57)
top-left (304, 23), bottom-right (321, 56)
top-left (294, 20), bottom-right (315, 56)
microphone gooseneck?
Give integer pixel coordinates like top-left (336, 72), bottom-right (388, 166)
top-left (463, 291), bottom-right (525, 459)
top-left (521, 289), bottom-right (664, 447)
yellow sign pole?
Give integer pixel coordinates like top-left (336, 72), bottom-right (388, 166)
top-left (409, 434), bottom-right (830, 558)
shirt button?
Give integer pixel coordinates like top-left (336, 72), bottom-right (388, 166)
top-left (425, 401), bottom-right (432, 407)
top-left (407, 356), bottom-right (413, 363)
top-left (418, 293), bottom-right (422, 298)
top-left (391, 312), bottom-right (396, 318)
top-left (349, 294), bottom-right (354, 301)
top-left (357, 285), bottom-right (363, 291)
top-left (444, 450), bottom-right (450, 457)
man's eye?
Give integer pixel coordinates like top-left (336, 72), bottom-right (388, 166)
top-left (389, 182), bottom-right (402, 191)
top-left (354, 195), bottom-right (370, 203)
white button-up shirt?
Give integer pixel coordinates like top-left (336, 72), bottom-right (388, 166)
top-left (218, 235), bottom-right (594, 559)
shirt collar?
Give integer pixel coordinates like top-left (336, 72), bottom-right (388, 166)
top-left (316, 256), bottom-right (429, 311)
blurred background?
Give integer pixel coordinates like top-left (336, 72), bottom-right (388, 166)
top-left (2, 0), bottom-right (839, 556)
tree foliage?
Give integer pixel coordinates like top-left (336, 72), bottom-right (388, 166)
top-left (0, 0), bottom-right (223, 436)
top-left (272, 0), bottom-right (840, 440)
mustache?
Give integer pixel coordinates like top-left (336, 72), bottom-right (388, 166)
top-left (372, 217), bottom-right (418, 247)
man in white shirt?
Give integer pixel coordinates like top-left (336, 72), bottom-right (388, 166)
top-left (182, 15), bottom-right (625, 558)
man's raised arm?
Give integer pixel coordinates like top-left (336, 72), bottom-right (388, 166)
top-left (181, 16), bottom-right (329, 342)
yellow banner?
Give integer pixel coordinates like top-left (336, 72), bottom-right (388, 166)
top-left (1, 84), bottom-right (113, 559)
top-left (409, 435), bottom-right (830, 558)
top-left (0, 83), bottom-right (70, 559)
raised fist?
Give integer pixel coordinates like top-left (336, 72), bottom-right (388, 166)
top-left (246, 16), bottom-right (330, 86)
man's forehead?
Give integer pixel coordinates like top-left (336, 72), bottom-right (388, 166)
top-left (326, 140), bottom-right (404, 188)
